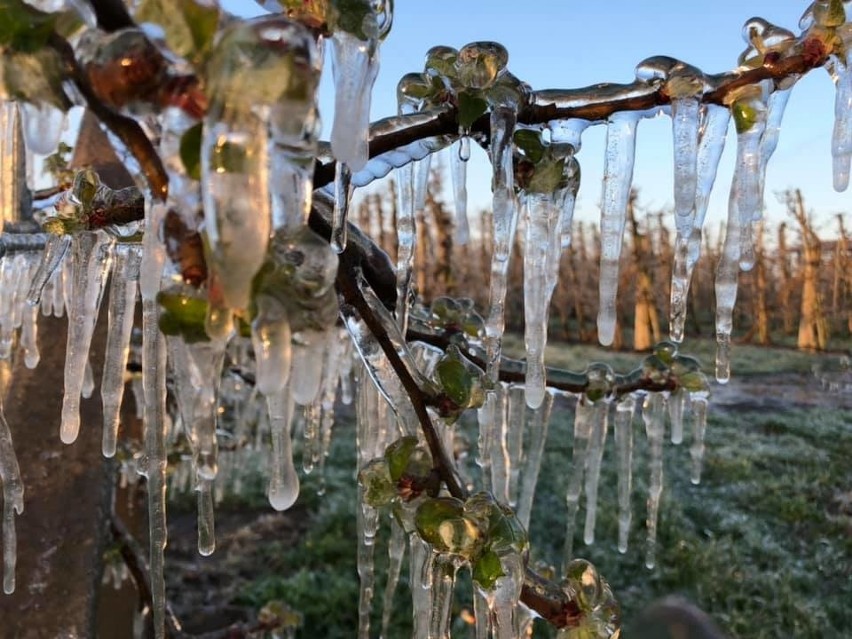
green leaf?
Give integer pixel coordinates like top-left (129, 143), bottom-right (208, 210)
top-left (1, 48), bottom-right (70, 110)
top-left (0, 0), bottom-right (57, 52)
top-left (732, 101), bottom-right (757, 134)
top-left (414, 497), bottom-right (466, 549)
top-left (357, 459), bottom-right (396, 507)
top-left (156, 291), bottom-right (210, 342)
top-left (179, 122), bottom-right (203, 181)
top-left (135, 0), bottom-right (220, 66)
top-left (436, 356), bottom-right (473, 407)
top-left (513, 129), bottom-right (545, 164)
top-left (384, 436), bottom-right (418, 482)
top-left (472, 549), bottom-right (505, 590)
top-left (457, 91), bottom-right (488, 131)
top-left (527, 158), bottom-right (566, 194)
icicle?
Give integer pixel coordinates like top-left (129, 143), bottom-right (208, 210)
top-left (380, 517), bottom-right (406, 638)
top-left (490, 105), bottom-right (517, 264)
top-left (26, 234), bottom-right (70, 307)
top-left (409, 533), bottom-right (433, 639)
top-left (140, 297), bottom-right (168, 639)
top-left (728, 85), bottom-right (768, 271)
top-left (430, 556), bottom-right (459, 639)
top-left (614, 395), bottom-right (636, 553)
top-left (522, 188), bottom-right (563, 409)
top-left (832, 61), bottom-right (852, 191)
top-left (483, 552), bottom-right (524, 639)
top-left (291, 331), bottom-right (328, 406)
top-left (394, 155), bottom-right (415, 328)
top-left (251, 295), bottom-right (292, 397)
top-left (671, 105), bottom-right (730, 342)
top-left (715, 184), bottom-right (741, 384)
top-left (671, 94), bottom-right (702, 224)
top-left (517, 390), bottom-right (553, 529)
top-left (597, 112), bottom-right (639, 346)
top-left (302, 401), bottom-right (321, 474)
top-left (506, 385), bottom-right (525, 506)
top-left (0, 398), bottom-right (23, 595)
top-left (668, 388), bottom-right (686, 445)
top-left (330, 29), bottom-right (381, 172)
top-left (82, 358), bottom-right (95, 399)
top-left (564, 395), bottom-right (598, 565)
top-left (331, 162), bottom-right (352, 253)
top-left (689, 392), bottom-right (710, 484)
top-left (451, 138), bottom-right (470, 244)
top-left (60, 231), bottom-right (114, 444)
top-left (489, 385), bottom-right (510, 503)
top-left (643, 392), bottom-right (665, 570)
top-left (21, 303), bottom-right (39, 369)
top-left (18, 102), bottom-right (66, 156)
top-left (357, 502), bottom-right (380, 639)
top-left (583, 398), bottom-right (610, 545)
top-left (267, 388), bottom-right (299, 511)
top-left (549, 118), bottom-right (588, 249)
top-left (0, 102), bottom-right (24, 234)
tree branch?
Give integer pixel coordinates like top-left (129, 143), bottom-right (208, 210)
top-left (407, 330), bottom-right (679, 398)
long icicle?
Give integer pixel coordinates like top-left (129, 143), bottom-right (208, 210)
top-left (101, 243), bottom-right (142, 457)
top-left (266, 388), bottom-right (299, 511)
top-left (380, 517), bottom-right (406, 638)
top-left (614, 395), bottom-right (636, 553)
top-left (672, 104), bottom-right (730, 342)
top-left (597, 113), bottom-right (639, 346)
top-left (0, 389), bottom-right (23, 594)
top-left (563, 395), bottom-right (597, 567)
top-left (60, 231), bottom-right (114, 444)
top-left (583, 397), bottom-right (610, 545)
top-left (451, 138), bottom-right (470, 244)
top-left (643, 392), bottom-right (665, 570)
top-left (689, 392), bottom-right (710, 484)
top-left (517, 390), bottom-right (554, 529)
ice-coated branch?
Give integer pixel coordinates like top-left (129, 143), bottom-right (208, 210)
top-left (407, 330), bottom-right (679, 397)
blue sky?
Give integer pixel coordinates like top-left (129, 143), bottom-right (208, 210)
top-left (229, 1), bottom-right (848, 234)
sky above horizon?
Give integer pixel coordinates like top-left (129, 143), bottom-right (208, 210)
top-left (228, 1), bottom-right (849, 235)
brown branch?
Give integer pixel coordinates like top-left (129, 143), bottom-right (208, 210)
top-left (46, 33), bottom-right (170, 200)
top-left (335, 250), bottom-right (466, 498)
top-left (407, 329), bottom-right (679, 397)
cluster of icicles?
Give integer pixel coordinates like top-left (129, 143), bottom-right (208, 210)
top-left (0, 0), bottom-right (850, 637)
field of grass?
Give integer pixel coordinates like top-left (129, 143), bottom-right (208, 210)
top-left (171, 339), bottom-right (852, 638)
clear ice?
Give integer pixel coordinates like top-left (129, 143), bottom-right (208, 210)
top-left (643, 392), bottom-right (665, 569)
top-left (598, 113), bottom-right (639, 346)
top-left (60, 231), bottom-right (114, 445)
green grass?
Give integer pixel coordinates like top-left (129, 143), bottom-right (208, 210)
top-left (200, 342), bottom-right (852, 639)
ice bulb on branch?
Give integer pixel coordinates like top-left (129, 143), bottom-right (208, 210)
top-left (203, 16), bottom-right (322, 312)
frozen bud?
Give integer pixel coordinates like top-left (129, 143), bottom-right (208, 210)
top-left (653, 340), bottom-right (679, 364)
top-left (397, 72), bottom-right (434, 111)
top-left (358, 458), bottom-right (397, 507)
top-left (424, 45), bottom-right (459, 80)
top-left (206, 16), bottom-right (322, 120)
top-left (800, 0), bottom-right (847, 31)
top-left (78, 28), bottom-right (168, 114)
top-left (739, 18), bottom-right (797, 67)
top-left (455, 41), bottom-right (509, 90)
top-left (584, 362), bottom-right (616, 402)
top-left (271, 227), bottom-right (338, 299)
top-left (634, 55), bottom-right (680, 85)
top-left (415, 497), bottom-right (484, 558)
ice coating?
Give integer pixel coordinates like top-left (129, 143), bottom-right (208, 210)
top-left (0, 398), bottom-right (23, 594)
top-left (60, 231), bottom-right (114, 445)
top-left (670, 104), bottom-right (730, 342)
top-left (506, 385), bottom-right (525, 505)
top-left (140, 298), bottom-right (169, 639)
top-left (266, 388), bottom-right (299, 511)
top-left (643, 392), bottom-right (665, 570)
top-left (101, 243), bottom-right (142, 457)
top-left (614, 395), bottom-right (636, 553)
top-left (598, 112), bottom-right (639, 346)
top-left (331, 162), bottom-right (352, 253)
top-left (583, 396), bottom-right (610, 545)
top-left (450, 138), bottom-right (470, 244)
top-left (330, 30), bottom-right (380, 171)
